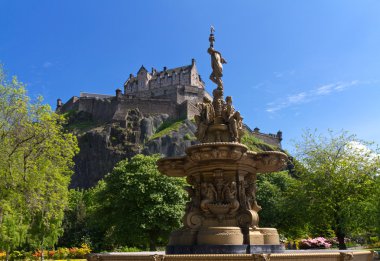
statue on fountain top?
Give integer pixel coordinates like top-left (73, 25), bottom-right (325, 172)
top-left (194, 27), bottom-right (243, 143)
top-left (208, 26), bottom-right (227, 90)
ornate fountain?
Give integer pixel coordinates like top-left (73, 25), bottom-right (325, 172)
top-left (157, 27), bottom-right (288, 254)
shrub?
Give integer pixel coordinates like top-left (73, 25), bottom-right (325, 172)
top-left (113, 246), bottom-right (142, 252)
top-left (68, 247), bottom-right (79, 258)
top-left (77, 243), bottom-right (91, 258)
top-left (9, 251), bottom-right (24, 260)
top-left (32, 250), bottom-right (48, 259)
top-left (56, 247), bottom-right (69, 259)
top-left (30, 244), bottom-right (91, 260)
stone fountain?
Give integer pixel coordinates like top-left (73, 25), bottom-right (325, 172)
top-left (156, 27), bottom-right (288, 254)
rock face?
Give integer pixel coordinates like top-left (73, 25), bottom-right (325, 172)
top-left (66, 108), bottom-right (283, 189)
top-left (68, 109), bottom-right (199, 188)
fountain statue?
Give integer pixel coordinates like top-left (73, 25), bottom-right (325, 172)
top-left (157, 27), bottom-right (289, 254)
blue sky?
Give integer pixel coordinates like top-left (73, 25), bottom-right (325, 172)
top-left (1, 0), bottom-right (379, 152)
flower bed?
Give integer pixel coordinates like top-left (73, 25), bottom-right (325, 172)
top-left (299, 237), bottom-right (333, 249)
top-left (0, 244), bottom-right (91, 260)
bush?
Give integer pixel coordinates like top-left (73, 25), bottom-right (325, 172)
top-left (56, 247), bottom-right (69, 259)
top-left (113, 246), bottom-right (142, 252)
top-left (31, 244), bottom-right (91, 260)
top-left (77, 244), bottom-right (91, 258)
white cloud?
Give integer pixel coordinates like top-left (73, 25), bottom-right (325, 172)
top-left (252, 82), bottom-right (265, 89)
top-left (266, 80), bottom-right (360, 113)
top-left (346, 141), bottom-right (380, 163)
top-left (273, 70), bottom-right (296, 79)
top-left (266, 92), bottom-right (309, 113)
top-left (274, 72), bottom-right (284, 78)
top-left (316, 84), bottom-right (335, 95)
top-left (43, 61), bottom-right (53, 68)
top-left (288, 92), bottom-right (307, 103)
top-left (334, 80), bottom-right (358, 91)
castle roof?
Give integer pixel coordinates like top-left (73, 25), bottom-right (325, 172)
top-left (138, 65), bottom-right (148, 73)
top-left (125, 62), bottom-right (196, 85)
top-left (151, 64), bottom-right (192, 79)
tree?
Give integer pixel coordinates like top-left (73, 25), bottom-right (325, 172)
top-left (58, 189), bottom-right (90, 248)
top-left (0, 65), bottom-right (79, 260)
top-left (90, 154), bottom-right (187, 251)
top-left (294, 130), bottom-right (380, 249)
top-left (256, 171), bottom-right (309, 239)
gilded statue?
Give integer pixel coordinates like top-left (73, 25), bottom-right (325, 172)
top-left (195, 97), bottom-right (215, 142)
top-left (223, 96), bottom-right (243, 142)
top-left (208, 26), bottom-right (227, 90)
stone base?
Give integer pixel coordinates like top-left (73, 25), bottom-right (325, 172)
top-left (168, 227), bottom-right (281, 247)
top-left (166, 244), bottom-right (285, 254)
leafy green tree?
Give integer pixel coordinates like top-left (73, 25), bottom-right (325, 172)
top-left (90, 154), bottom-right (187, 251)
top-left (256, 171), bottom-right (308, 239)
top-left (294, 130), bottom-right (380, 249)
top-left (0, 65), bottom-right (79, 260)
top-left (58, 189), bottom-right (91, 247)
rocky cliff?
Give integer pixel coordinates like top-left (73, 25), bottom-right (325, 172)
top-left (65, 109), bottom-right (282, 188)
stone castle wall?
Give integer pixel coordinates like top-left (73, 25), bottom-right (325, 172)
top-left (61, 95), bottom-right (189, 123)
top-left (116, 97), bottom-right (178, 119)
top-left (78, 97), bottom-right (118, 122)
top-left (251, 130), bottom-right (282, 148)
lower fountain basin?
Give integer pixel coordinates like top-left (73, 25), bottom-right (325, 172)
top-left (88, 250), bottom-right (375, 261)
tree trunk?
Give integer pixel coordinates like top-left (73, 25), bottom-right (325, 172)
top-left (5, 251), bottom-right (9, 261)
top-left (0, 207), bottom-right (3, 225)
top-left (335, 228), bottom-right (347, 250)
top-left (40, 247), bottom-right (44, 261)
top-left (149, 238), bottom-right (156, 251)
top-left (334, 207), bottom-right (347, 250)
top-left (149, 234), bottom-right (157, 251)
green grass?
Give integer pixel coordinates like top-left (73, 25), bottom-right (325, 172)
top-left (184, 133), bottom-right (196, 141)
top-left (62, 110), bottom-right (97, 133)
top-left (241, 131), bottom-right (279, 152)
top-left (149, 118), bottom-right (186, 140)
top-left (66, 120), bottom-right (95, 130)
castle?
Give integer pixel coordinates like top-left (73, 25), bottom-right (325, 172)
top-left (58, 59), bottom-right (211, 124)
top-left (57, 59), bottom-right (282, 147)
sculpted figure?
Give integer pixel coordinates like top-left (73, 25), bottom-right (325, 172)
top-left (212, 89), bottom-right (225, 120)
top-left (223, 96), bottom-right (243, 142)
top-left (194, 97), bottom-right (215, 142)
top-left (208, 26), bottom-right (227, 90)
top-left (200, 182), bottom-right (217, 213)
top-left (245, 181), bottom-right (262, 212)
top-left (223, 181), bottom-right (240, 213)
top-left (208, 47), bottom-right (227, 90)
top-left (184, 186), bottom-right (196, 212)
